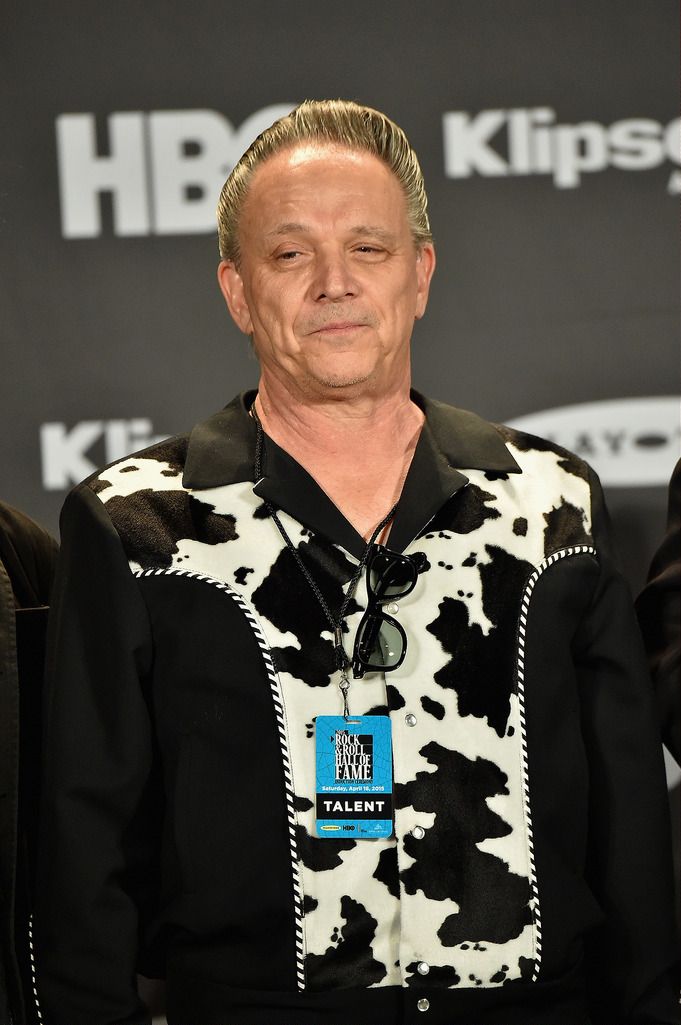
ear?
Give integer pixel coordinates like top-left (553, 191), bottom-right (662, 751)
top-left (217, 260), bottom-right (254, 335)
top-left (414, 243), bottom-right (436, 320)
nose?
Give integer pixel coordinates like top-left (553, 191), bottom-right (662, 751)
top-left (312, 248), bottom-right (358, 302)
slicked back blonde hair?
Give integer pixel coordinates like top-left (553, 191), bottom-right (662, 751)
top-left (217, 99), bottom-right (432, 265)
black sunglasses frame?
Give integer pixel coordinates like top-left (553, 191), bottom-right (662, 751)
top-left (351, 545), bottom-right (422, 678)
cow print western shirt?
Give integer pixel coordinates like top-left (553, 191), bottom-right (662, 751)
top-left (34, 391), bottom-right (679, 1025)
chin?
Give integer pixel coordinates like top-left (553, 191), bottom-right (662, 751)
top-left (305, 357), bottom-right (379, 392)
top-left (308, 369), bottom-right (375, 391)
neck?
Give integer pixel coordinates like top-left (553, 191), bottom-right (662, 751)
top-left (252, 374), bottom-right (425, 541)
top-left (253, 375), bottom-right (423, 462)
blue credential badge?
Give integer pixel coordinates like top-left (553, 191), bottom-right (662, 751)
top-left (315, 715), bottom-right (393, 839)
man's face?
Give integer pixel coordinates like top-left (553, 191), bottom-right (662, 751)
top-left (218, 144), bottom-right (435, 398)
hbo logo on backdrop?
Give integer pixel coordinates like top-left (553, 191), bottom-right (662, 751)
top-left (56, 106), bottom-right (295, 238)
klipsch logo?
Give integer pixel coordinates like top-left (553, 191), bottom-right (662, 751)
top-left (56, 105), bottom-right (294, 238)
top-left (507, 396), bottom-right (680, 487)
top-left (40, 418), bottom-right (168, 489)
top-left (443, 108), bottom-right (680, 192)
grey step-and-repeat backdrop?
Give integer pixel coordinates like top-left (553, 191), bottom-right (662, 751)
top-left (3, 2), bottom-right (678, 595)
top-left (2, 4), bottom-right (679, 1007)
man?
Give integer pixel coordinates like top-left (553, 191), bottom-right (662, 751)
top-left (0, 502), bottom-right (57, 1024)
top-left (34, 100), bottom-right (678, 1024)
top-left (636, 457), bottom-right (681, 765)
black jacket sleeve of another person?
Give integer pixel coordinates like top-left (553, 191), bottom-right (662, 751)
top-left (0, 502), bottom-right (57, 609)
top-left (578, 473), bottom-right (680, 1022)
top-left (0, 503), bottom-right (57, 1025)
top-left (33, 487), bottom-right (157, 1025)
top-left (636, 458), bottom-right (681, 765)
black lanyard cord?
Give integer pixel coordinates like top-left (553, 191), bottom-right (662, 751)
top-left (252, 408), bottom-right (398, 715)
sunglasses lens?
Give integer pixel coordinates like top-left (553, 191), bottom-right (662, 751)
top-left (368, 552), bottom-right (416, 598)
top-left (356, 616), bottom-right (404, 669)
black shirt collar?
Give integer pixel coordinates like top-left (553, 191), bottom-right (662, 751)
top-left (183, 390), bottom-right (520, 558)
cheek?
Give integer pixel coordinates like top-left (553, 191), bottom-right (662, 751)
top-left (254, 299), bottom-right (306, 355)
top-left (248, 291), bottom-right (287, 335)
top-left (388, 281), bottom-right (420, 324)
top-left (255, 281), bottom-right (302, 329)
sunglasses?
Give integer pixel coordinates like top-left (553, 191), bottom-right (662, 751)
top-left (351, 545), bottom-right (423, 679)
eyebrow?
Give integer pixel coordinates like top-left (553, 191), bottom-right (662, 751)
top-left (265, 222), bottom-right (309, 238)
top-left (265, 223), bottom-right (398, 245)
top-left (350, 225), bottom-right (398, 245)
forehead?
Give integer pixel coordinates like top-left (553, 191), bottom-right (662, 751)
top-left (240, 143), bottom-right (409, 235)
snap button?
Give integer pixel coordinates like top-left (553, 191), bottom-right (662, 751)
top-left (386, 601), bottom-right (399, 614)
top-left (417, 997), bottom-right (430, 1011)
top-left (417, 961), bottom-right (430, 975)
top-left (405, 713), bottom-right (417, 727)
top-left (412, 825), bottom-right (426, 840)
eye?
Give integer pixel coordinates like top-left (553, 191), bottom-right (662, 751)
top-left (276, 250), bottom-right (301, 261)
top-left (353, 244), bottom-right (387, 259)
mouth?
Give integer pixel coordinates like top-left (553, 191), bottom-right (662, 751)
top-left (309, 322), bottom-right (368, 336)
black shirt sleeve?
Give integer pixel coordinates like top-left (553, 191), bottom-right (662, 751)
top-left (33, 485), bottom-right (156, 1025)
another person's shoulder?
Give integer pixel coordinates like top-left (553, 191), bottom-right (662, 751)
top-left (635, 456), bottom-right (681, 763)
top-left (0, 501), bottom-right (59, 607)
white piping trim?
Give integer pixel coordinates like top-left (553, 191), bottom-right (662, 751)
top-left (135, 567), bottom-right (307, 991)
top-left (516, 544), bottom-right (597, 983)
top-left (28, 914), bottom-right (44, 1020)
